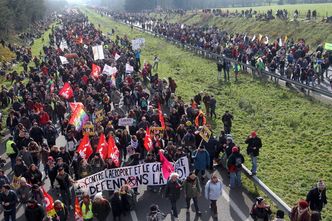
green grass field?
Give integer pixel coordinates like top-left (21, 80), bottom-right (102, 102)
top-left (84, 9), bottom-right (332, 220)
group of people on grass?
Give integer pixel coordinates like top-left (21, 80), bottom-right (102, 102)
top-left (0, 7), bottom-right (328, 221)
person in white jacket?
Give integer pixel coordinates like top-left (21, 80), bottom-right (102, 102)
top-left (205, 173), bottom-right (223, 218)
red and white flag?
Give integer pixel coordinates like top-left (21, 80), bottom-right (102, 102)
top-left (91, 63), bottom-right (101, 80)
top-left (158, 103), bottom-right (165, 129)
top-left (96, 133), bottom-right (108, 160)
top-left (74, 197), bottom-right (83, 221)
top-left (59, 82), bottom-right (73, 100)
top-left (144, 127), bottom-right (152, 152)
top-left (41, 187), bottom-right (56, 217)
top-left (107, 135), bottom-right (120, 167)
top-left (159, 150), bottom-right (174, 180)
top-left (77, 133), bottom-right (93, 160)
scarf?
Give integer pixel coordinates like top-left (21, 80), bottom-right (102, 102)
top-left (131, 139), bottom-right (138, 149)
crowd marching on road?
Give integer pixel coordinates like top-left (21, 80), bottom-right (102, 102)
top-left (0, 7), bottom-right (328, 221)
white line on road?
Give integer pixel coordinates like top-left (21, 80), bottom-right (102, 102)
top-left (130, 210), bottom-right (139, 221)
top-left (222, 189), bottom-right (252, 221)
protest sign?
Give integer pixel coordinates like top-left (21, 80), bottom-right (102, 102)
top-left (199, 125), bottom-right (212, 142)
top-left (118, 118), bottom-right (134, 126)
top-left (60, 40), bottom-right (68, 51)
top-left (76, 157), bottom-right (190, 196)
top-left (102, 64), bottom-right (117, 76)
top-left (59, 56), bottom-right (69, 65)
top-left (95, 109), bottom-right (104, 123)
top-left (126, 63), bottom-right (134, 73)
top-left (83, 123), bottom-right (95, 136)
top-left (92, 45), bottom-right (105, 60)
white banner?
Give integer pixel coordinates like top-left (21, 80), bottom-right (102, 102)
top-left (118, 118), bottom-right (134, 126)
top-left (59, 56), bottom-right (69, 65)
top-left (132, 38), bottom-right (145, 50)
top-left (102, 64), bottom-right (117, 76)
top-left (92, 45), bottom-right (105, 60)
top-left (76, 157), bottom-right (190, 196)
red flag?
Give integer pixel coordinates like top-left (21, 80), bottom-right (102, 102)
top-left (59, 82), bottom-right (73, 100)
top-left (107, 136), bottom-right (120, 167)
top-left (144, 127), bottom-right (152, 152)
top-left (91, 63), bottom-right (101, 80)
top-left (158, 103), bottom-right (165, 129)
top-left (77, 133), bottom-right (93, 160)
top-left (159, 150), bottom-right (174, 180)
top-left (75, 197), bottom-right (83, 221)
top-left (41, 187), bottom-right (56, 217)
top-left (96, 133), bottom-right (108, 160)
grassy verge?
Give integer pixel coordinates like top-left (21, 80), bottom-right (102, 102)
top-left (0, 23), bottom-right (56, 137)
top-left (84, 9), bottom-right (332, 219)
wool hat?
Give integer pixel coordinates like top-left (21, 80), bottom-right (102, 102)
top-left (251, 131), bottom-right (257, 137)
top-left (256, 197), bottom-right (264, 204)
top-left (298, 200), bottom-right (309, 209)
top-left (232, 146), bottom-right (239, 153)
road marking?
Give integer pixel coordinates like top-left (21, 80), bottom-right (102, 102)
top-left (222, 189), bottom-right (252, 221)
top-left (130, 210), bottom-right (138, 221)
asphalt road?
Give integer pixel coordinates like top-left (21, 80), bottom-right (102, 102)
top-left (0, 133), bottom-right (254, 221)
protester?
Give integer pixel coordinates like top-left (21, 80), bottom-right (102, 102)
top-left (290, 200), bottom-right (311, 221)
top-left (165, 172), bottom-right (182, 220)
top-left (272, 210), bottom-right (285, 221)
top-left (221, 111), bottom-right (233, 134)
top-left (92, 193), bottom-right (111, 221)
top-left (147, 204), bottom-right (166, 221)
top-left (53, 200), bottom-right (68, 221)
top-left (306, 180), bottom-right (327, 212)
top-left (250, 197), bottom-right (272, 221)
top-left (192, 145), bottom-right (210, 181)
top-left (245, 131), bottom-right (262, 175)
top-left (204, 173), bottom-right (223, 218)
top-left (25, 199), bottom-right (46, 221)
top-left (227, 146), bottom-right (244, 189)
top-left (5, 136), bottom-right (18, 170)
top-left (0, 184), bottom-right (18, 221)
top-left (110, 191), bottom-right (122, 221)
top-left (183, 172), bottom-right (202, 215)
top-left (81, 194), bottom-right (94, 221)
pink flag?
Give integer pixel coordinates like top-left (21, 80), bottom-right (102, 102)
top-left (159, 150), bottom-right (174, 180)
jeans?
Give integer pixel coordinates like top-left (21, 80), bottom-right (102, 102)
top-left (170, 199), bottom-right (178, 217)
top-left (210, 200), bottom-right (217, 214)
top-left (9, 156), bottom-right (16, 171)
top-left (224, 69), bottom-right (230, 81)
top-left (229, 171), bottom-right (242, 188)
top-left (60, 189), bottom-right (71, 208)
top-left (4, 207), bottom-right (16, 221)
top-left (186, 197), bottom-right (199, 211)
top-left (250, 154), bottom-right (258, 174)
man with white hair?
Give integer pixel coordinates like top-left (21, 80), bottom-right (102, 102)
top-left (92, 193), bottom-right (111, 221)
top-left (165, 172), bottom-right (182, 220)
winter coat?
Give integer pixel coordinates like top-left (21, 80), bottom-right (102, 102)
top-left (92, 199), bottom-right (111, 221)
top-left (227, 152), bottom-right (245, 173)
top-left (204, 180), bottom-right (222, 201)
top-left (165, 179), bottom-right (182, 201)
top-left (245, 136), bottom-right (262, 157)
top-left (110, 195), bottom-right (123, 217)
top-left (0, 190), bottom-right (18, 212)
top-left (25, 204), bottom-right (45, 221)
top-left (290, 206), bottom-right (311, 221)
top-left (183, 177), bottom-right (201, 198)
top-left (250, 204), bottom-right (272, 221)
top-left (306, 187), bottom-right (327, 212)
top-left (192, 149), bottom-right (210, 171)
top-left (17, 184), bottom-right (32, 203)
top-left (203, 137), bottom-right (218, 158)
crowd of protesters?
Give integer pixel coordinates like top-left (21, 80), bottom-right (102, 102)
top-left (104, 9), bottom-right (332, 89)
top-left (0, 8), bottom-right (328, 221)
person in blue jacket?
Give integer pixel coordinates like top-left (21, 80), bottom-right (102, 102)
top-left (192, 145), bottom-right (210, 181)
